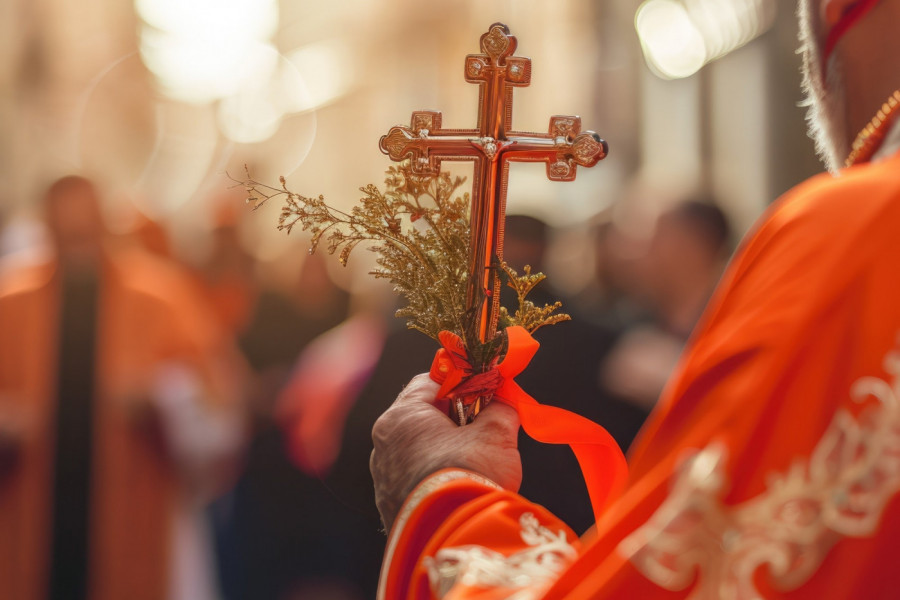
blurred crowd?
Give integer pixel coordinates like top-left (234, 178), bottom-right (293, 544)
top-left (0, 175), bottom-right (734, 600)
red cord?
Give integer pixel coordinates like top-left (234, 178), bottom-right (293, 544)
top-left (823, 0), bottom-right (881, 66)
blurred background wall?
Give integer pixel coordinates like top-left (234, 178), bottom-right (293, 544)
top-left (0, 0), bottom-right (822, 281)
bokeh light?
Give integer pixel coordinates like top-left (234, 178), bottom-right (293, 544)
top-left (134, 0), bottom-right (331, 147)
top-left (636, 0), bottom-right (707, 80)
top-left (636, 0), bottom-right (776, 79)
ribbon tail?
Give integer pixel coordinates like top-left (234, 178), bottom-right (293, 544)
top-left (430, 326), bottom-right (629, 523)
top-left (497, 384), bottom-right (628, 524)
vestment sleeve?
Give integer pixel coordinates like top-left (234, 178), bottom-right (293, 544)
top-left (378, 469), bottom-right (582, 600)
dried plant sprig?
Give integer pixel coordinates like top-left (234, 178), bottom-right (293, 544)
top-left (232, 163), bottom-right (571, 363)
top-left (232, 163), bottom-right (471, 341)
top-left (498, 262), bottom-right (571, 334)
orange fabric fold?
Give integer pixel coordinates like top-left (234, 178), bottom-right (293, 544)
top-left (429, 326), bottom-right (628, 523)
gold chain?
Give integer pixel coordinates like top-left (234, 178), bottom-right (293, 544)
top-left (844, 90), bottom-right (900, 168)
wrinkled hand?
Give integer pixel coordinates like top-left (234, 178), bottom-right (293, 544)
top-left (370, 373), bottom-right (522, 531)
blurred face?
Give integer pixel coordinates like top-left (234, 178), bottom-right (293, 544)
top-left (45, 177), bottom-right (105, 264)
top-left (648, 218), bottom-right (699, 282)
top-left (503, 237), bottom-right (544, 273)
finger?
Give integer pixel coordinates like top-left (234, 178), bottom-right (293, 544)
top-left (373, 375), bottom-right (452, 447)
top-left (469, 399), bottom-right (520, 441)
top-left (392, 373), bottom-right (442, 408)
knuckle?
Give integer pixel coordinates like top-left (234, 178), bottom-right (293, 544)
top-left (371, 410), bottom-right (392, 446)
top-left (409, 372), bottom-right (434, 386)
top-left (479, 406), bottom-right (519, 437)
top-left (398, 373), bottom-right (439, 401)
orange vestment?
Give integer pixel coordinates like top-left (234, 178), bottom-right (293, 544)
top-left (379, 150), bottom-right (900, 599)
top-left (0, 247), bottom-right (240, 600)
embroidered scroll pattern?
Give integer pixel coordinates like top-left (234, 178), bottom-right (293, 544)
top-left (378, 470), bottom-right (502, 600)
top-left (619, 346), bottom-right (900, 599)
top-left (425, 512), bottom-right (577, 600)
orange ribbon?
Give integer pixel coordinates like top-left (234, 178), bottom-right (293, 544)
top-left (429, 325), bottom-right (628, 522)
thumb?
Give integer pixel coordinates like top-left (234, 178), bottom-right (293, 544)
top-left (467, 398), bottom-right (520, 441)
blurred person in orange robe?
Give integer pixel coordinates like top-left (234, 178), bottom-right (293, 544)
top-left (368, 1), bottom-right (900, 599)
top-left (0, 176), bottom-right (245, 600)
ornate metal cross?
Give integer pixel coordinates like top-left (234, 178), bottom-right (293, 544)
top-left (380, 22), bottom-right (607, 407)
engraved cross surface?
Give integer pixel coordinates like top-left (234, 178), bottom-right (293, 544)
top-left (380, 22), bottom-right (608, 344)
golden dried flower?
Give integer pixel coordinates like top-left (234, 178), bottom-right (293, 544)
top-left (231, 162), bottom-right (569, 358)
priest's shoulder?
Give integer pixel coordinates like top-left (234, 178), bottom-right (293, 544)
top-left (765, 153), bottom-right (900, 237)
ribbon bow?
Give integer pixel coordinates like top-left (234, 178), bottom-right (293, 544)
top-left (429, 325), bottom-right (628, 522)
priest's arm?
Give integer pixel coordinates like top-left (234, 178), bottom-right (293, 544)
top-left (370, 158), bottom-right (900, 600)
